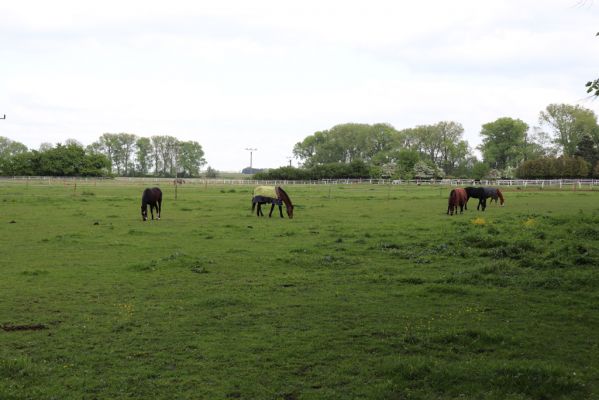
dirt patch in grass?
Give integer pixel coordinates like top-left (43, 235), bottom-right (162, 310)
top-left (1, 324), bottom-right (47, 332)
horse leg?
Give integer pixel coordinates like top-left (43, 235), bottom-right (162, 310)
top-left (268, 203), bottom-right (275, 217)
top-left (150, 204), bottom-right (155, 220)
top-left (257, 203), bottom-right (263, 216)
top-left (157, 200), bottom-right (161, 220)
top-left (278, 204), bottom-right (283, 218)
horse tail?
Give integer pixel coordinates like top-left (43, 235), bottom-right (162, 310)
top-left (496, 188), bottom-right (504, 205)
top-left (251, 197), bottom-right (256, 212)
top-left (447, 189), bottom-right (456, 214)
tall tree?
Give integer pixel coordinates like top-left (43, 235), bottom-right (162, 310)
top-left (293, 123), bottom-right (399, 166)
top-left (0, 137), bottom-right (28, 174)
top-left (92, 133), bottom-right (120, 174)
top-left (114, 133), bottom-right (137, 176)
top-left (177, 141), bottom-right (206, 177)
top-left (538, 104), bottom-right (599, 156)
top-left (151, 135), bottom-right (179, 176)
top-left (437, 121), bottom-right (467, 174)
top-left (479, 117), bottom-right (529, 170)
top-left (135, 137), bottom-right (153, 176)
top-left (0, 136), bottom-right (28, 160)
top-left (574, 133), bottom-right (599, 173)
top-left (151, 136), bottom-right (164, 175)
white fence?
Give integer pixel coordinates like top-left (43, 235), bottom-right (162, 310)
top-left (2, 176), bottom-right (599, 189)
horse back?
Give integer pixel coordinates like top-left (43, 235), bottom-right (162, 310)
top-left (142, 187), bottom-right (162, 205)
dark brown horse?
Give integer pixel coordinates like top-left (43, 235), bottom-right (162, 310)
top-left (447, 188), bottom-right (468, 215)
top-left (141, 187), bottom-right (162, 221)
top-left (464, 186), bottom-right (487, 211)
top-left (252, 186), bottom-right (294, 218)
top-left (483, 187), bottom-right (505, 206)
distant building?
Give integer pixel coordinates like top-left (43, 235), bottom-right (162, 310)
top-left (242, 167), bottom-right (264, 174)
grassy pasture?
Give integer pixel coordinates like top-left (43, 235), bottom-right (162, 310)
top-left (1, 181), bottom-right (598, 399)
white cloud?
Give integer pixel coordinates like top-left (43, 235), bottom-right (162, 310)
top-left (1, 0), bottom-right (598, 170)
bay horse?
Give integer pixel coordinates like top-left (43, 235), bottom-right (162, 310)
top-left (483, 187), bottom-right (505, 206)
top-left (141, 187), bottom-right (162, 221)
top-left (447, 188), bottom-right (468, 215)
top-left (464, 186), bottom-right (487, 211)
top-left (252, 186), bottom-right (294, 218)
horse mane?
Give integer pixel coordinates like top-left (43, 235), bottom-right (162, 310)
top-left (496, 188), bottom-right (505, 205)
top-left (276, 186), bottom-right (293, 207)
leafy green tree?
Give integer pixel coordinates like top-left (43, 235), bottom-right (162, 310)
top-left (3, 151), bottom-right (40, 176)
top-left (516, 156), bottom-right (590, 179)
top-left (38, 144), bottom-right (86, 176)
top-left (94, 133), bottom-right (120, 173)
top-left (114, 133), bottom-right (137, 176)
top-left (574, 133), bottom-right (599, 175)
top-left (135, 137), bottom-right (153, 176)
top-left (471, 162), bottom-right (491, 180)
top-left (539, 104), bottom-right (599, 156)
top-left (0, 137), bottom-right (28, 174)
top-left (80, 153), bottom-right (111, 176)
top-left (437, 121), bottom-right (466, 173)
top-left (39, 142), bottom-right (53, 152)
top-left (293, 123), bottom-right (399, 166)
top-left (177, 141), bottom-right (206, 177)
top-left (413, 161), bottom-right (436, 179)
top-left (204, 166), bottom-right (218, 178)
top-left (479, 117), bottom-right (529, 170)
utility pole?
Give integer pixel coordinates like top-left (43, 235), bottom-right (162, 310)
top-left (286, 156), bottom-right (293, 167)
top-left (245, 148), bottom-right (257, 169)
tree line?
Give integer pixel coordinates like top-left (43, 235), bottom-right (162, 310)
top-left (0, 133), bottom-right (207, 177)
top-left (257, 103), bottom-right (599, 180)
top-left (2, 102), bottom-right (598, 179)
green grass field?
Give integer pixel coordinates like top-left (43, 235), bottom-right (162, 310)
top-left (1, 181), bottom-right (598, 399)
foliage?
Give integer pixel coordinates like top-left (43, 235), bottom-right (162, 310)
top-left (539, 104), bottom-right (599, 157)
top-left (293, 122), bottom-right (472, 176)
top-left (204, 166), bottom-right (218, 178)
top-left (470, 162), bottom-right (491, 180)
top-left (479, 117), bottom-right (529, 170)
top-left (585, 32), bottom-right (599, 97)
top-left (135, 137), bottom-right (153, 176)
top-left (587, 78), bottom-right (599, 96)
top-left (413, 161), bottom-right (444, 179)
top-left (87, 133), bottom-right (206, 177)
top-left (516, 156), bottom-right (590, 179)
top-left (254, 160), bottom-right (371, 180)
top-left (0, 141), bottom-right (110, 176)
top-left (574, 133), bottom-right (599, 173)
top-left (177, 141), bottom-right (207, 177)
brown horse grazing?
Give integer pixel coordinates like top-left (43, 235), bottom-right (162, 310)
top-left (141, 187), bottom-right (162, 221)
top-left (252, 186), bottom-right (294, 218)
top-left (447, 188), bottom-right (468, 215)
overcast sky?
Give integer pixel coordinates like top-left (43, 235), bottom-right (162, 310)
top-left (1, 1), bottom-right (598, 171)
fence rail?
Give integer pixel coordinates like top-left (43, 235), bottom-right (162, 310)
top-left (1, 176), bottom-right (599, 188)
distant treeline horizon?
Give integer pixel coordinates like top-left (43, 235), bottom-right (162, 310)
top-left (1, 102), bottom-right (599, 179)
